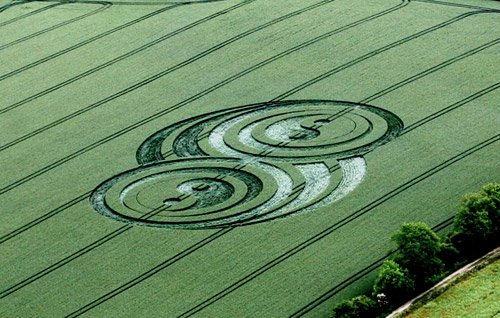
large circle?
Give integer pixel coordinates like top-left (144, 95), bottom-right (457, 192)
top-left (137, 100), bottom-right (403, 165)
top-left (90, 158), bottom-right (300, 229)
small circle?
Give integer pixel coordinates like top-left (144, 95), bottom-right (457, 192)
top-left (192, 183), bottom-right (210, 191)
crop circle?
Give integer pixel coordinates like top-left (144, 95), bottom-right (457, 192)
top-left (93, 100), bottom-right (402, 229)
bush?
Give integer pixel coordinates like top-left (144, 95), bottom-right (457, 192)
top-left (391, 223), bottom-right (444, 287)
top-left (331, 295), bottom-right (378, 318)
top-left (372, 260), bottom-right (415, 306)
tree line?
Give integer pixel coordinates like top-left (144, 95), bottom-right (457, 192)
top-left (331, 182), bottom-right (500, 318)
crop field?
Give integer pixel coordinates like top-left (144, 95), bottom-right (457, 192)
top-left (0, 0), bottom-right (499, 317)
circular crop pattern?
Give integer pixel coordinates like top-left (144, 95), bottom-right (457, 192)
top-left (92, 100), bottom-right (403, 229)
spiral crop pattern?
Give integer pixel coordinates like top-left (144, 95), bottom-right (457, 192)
top-left (91, 100), bottom-right (403, 229)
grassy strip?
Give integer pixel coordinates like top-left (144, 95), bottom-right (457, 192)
top-left (389, 247), bottom-right (500, 318)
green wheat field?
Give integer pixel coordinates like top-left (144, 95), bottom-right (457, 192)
top-left (0, 0), bottom-right (499, 317)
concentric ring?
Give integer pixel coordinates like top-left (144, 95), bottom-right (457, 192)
top-left (136, 100), bottom-right (403, 165)
top-left (90, 158), bottom-right (298, 229)
top-left (93, 100), bottom-right (402, 229)
top-left (208, 100), bottom-right (402, 162)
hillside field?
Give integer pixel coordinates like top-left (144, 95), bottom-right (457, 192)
top-left (0, 0), bottom-right (499, 317)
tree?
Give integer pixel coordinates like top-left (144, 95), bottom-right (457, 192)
top-left (452, 183), bottom-right (500, 256)
top-left (331, 295), bottom-right (378, 318)
top-left (454, 193), bottom-right (492, 240)
top-left (372, 260), bottom-right (415, 306)
top-left (437, 239), bottom-right (461, 271)
top-left (482, 182), bottom-right (500, 203)
top-left (482, 183), bottom-right (500, 238)
top-left (391, 223), bottom-right (444, 287)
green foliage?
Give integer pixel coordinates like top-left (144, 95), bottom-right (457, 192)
top-left (482, 182), bottom-right (500, 203)
top-left (452, 183), bottom-right (500, 257)
top-left (331, 295), bottom-right (378, 318)
top-left (482, 183), bottom-right (500, 236)
top-left (331, 184), bottom-right (500, 318)
top-left (437, 240), bottom-right (461, 271)
top-left (455, 193), bottom-right (492, 240)
top-left (372, 260), bottom-right (415, 305)
top-left (391, 222), bottom-right (444, 287)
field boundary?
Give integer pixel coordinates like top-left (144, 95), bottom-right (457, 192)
top-left (0, 2), bottom-right (181, 81)
top-left (2, 1), bottom-right (499, 316)
top-left (0, 2), bottom-right (111, 51)
top-left (387, 246), bottom-right (500, 318)
top-left (0, 0), bottom-right (409, 242)
top-left (0, 2), bottom-right (64, 26)
top-left (6, 6), bottom-right (495, 197)
top-left (0, 0), bottom-right (256, 114)
top-left (414, 0), bottom-right (500, 11)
